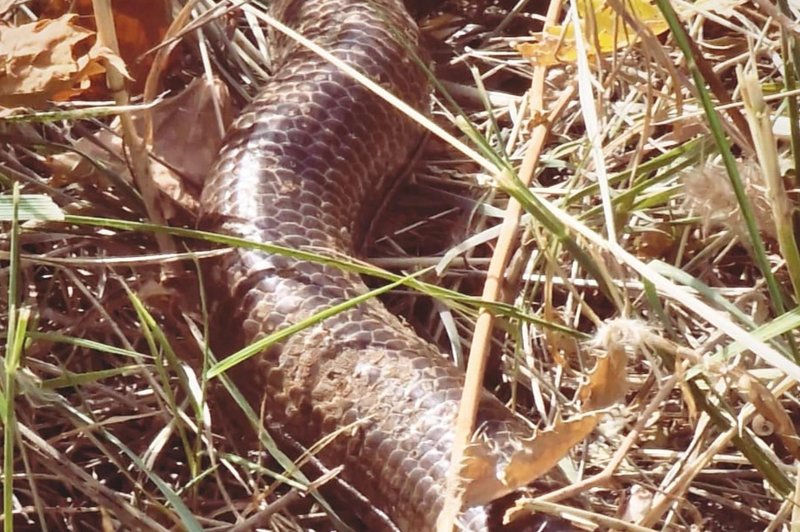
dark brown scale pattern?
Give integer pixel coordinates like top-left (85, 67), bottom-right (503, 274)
top-left (200, 1), bottom-right (546, 529)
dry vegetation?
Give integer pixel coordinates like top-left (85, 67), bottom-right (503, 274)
top-left (2, 0), bottom-right (800, 530)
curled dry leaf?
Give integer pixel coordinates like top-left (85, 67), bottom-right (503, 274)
top-left (46, 77), bottom-right (233, 218)
top-left (579, 343), bottom-right (629, 411)
top-left (737, 373), bottom-right (800, 460)
top-left (462, 413), bottom-right (598, 507)
top-left (0, 14), bottom-right (129, 107)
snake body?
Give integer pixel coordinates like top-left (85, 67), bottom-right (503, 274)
top-left (200, 1), bottom-right (555, 529)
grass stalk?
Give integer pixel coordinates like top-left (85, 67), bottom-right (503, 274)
top-left (776, 0), bottom-right (800, 181)
top-left (2, 183), bottom-right (22, 532)
top-left (3, 308), bottom-right (29, 532)
top-left (739, 66), bottom-right (800, 302)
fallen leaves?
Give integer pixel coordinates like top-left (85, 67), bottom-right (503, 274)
top-left (0, 14), bottom-right (128, 108)
top-left (579, 325), bottom-right (630, 411)
top-left (458, 319), bottom-right (641, 515)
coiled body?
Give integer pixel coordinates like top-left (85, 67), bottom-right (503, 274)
top-left (200, 1), bottom-right (549, 529)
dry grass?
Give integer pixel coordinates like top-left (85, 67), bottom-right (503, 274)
top-left (2, 0), bottom-right (800, 530)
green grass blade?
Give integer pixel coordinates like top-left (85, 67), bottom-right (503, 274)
top-left (60, 214), bottom-right (585, 337)
top-left (4, 308), bottom-right (29, 532)
top-left (41, 365), bottom-right (149, 390)
top-left (208, 268), bottom-right (430, 378)
top-left (0, 194), bottom-right (64, 222)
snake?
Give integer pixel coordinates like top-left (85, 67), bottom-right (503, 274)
top-left (199, 0), bottom-right (567, 529)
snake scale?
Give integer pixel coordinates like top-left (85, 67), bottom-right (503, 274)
top-left (199, 1), bottom-right (563, 529)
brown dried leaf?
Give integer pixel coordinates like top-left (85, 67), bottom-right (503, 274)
top-left (46, 78), bottom-right (232, 218)
top-left (37, 0), bottom-right (172, 95)
top-left (738, 374), bottom-right (800, 460)
top-left (150, 78), bottom-right (234, 188)
top-left (578, 321), bottom-right (632, 410)
top-left (462, 413), bottom-right (597, 506)
top-left (0, 15), bottom-right (128, 107)
top-left (579, 345), bottom-right (628, 410)
top-left (634, 227), bottom-right (675, 260)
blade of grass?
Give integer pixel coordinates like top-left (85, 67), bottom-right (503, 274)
top-left (0, 194), bottom-right (64, 221)
top-left (721, 307), bottom-right (800, 362)
top-left (61, 214), bottom-right (585, 337)
top-left (570, 0), bottom-right (617, 241)
top-left (775, 0), bottom-right (800, 180)
top-left (3, 308), bottom-right (29, 532)
top-left (41, 365), bottom-right (150, 390)
top-left (208, 268), bottom-right (430, 378)
top-left (28, 333), bottom-right (150, 360)
top-left (2, 183), bottom-right (22, 532)
top-left (125, 287), bottom-right (203, 486)
top-left (739, 65), bottom-right (800, 301)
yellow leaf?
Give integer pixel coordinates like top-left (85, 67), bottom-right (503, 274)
top-left (517, 0), bottom-right (670, 65)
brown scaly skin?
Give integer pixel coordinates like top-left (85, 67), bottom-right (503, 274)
top-left (200, 1), bottom-right (569, 529)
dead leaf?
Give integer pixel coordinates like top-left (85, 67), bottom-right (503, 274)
top-left (36, 0), bottom-right (173, 95)
top-left (578, 320), bottom-right (633, 410)
top-left (462, 413), bottom-right (598, 507)
top-left (634, 226), bottom-right (675, 260)
top-left (46, 77), bottom-right (233, 218)
top-left (738, 374), bottom-right (800, 460)
top-left (148, 77), bottom-right (233, 188)
top-left (543, 312), bottom-right (580, 370)
top-left (0, 0), bottom-right (17, 17)
top-left (0, 15), bottom-right (129, 107)
top-left (517, 0), bottom-right (670, 66)
top-left (579, 346), bottom-right (628, 411)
